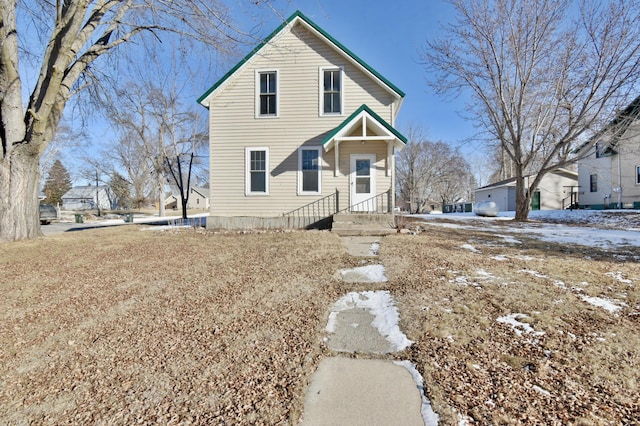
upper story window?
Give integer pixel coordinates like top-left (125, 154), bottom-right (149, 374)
top-left (257, 70), bottom-right (278, 117)
top-left (636, 166), bottom-right (640, 185)
top-left (246, 147), bottom-right (269, 195)
top-left (321, 67), bottom-right (343, 115)
top-left (298, 147), bottom-right (322, 194)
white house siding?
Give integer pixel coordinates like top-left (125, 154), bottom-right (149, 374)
top-left (209, 22), bottom-right (395, 218)
top-left (578, 121), bottom-right (640, 208)
top-left (475, 187), bottom-right (516, 212)
top-left (536, 172), bottom-right (578, 210)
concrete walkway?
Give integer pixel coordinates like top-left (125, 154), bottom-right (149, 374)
top-left (301, 236), bottom-right (438, 425)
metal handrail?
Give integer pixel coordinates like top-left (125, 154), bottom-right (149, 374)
top-left (337, 189), bottom-right (392, 214)
top-left (283, 190), bottom-right (339, 228)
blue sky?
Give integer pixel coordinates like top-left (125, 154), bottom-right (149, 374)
top-left (53, 0), bottom-right (487, 183)
top-left (219, 0), bottom-right (484, 154)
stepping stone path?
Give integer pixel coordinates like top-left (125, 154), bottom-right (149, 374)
top-left (301, 237), bottom-right (439, 425)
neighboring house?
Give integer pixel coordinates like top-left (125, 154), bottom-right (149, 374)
top-left (576, 96), bottom-right (640, 209)
top-left (62, 185), bottom-right (116, 211)
top-left (474, 169), bottom-right (578, 212)
top-left (164, 194), bottom-right (179, 210)
top-left (187, 187), bottom-right (210, 209)
top-left (198, 11), bottom-right (406, 229)
top-left (164, 187), bottom-right (210, 210)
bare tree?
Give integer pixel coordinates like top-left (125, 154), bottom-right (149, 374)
top-left (396, 125), bottom-right (472, 213)
top-left (423, 0), bottom-right (640, 220)
top-left (101, 68), bottom-right (208, 217)
top-left (0, 0), bottom-right (243, 242)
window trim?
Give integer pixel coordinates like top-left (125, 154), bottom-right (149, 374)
top-left (245, 147), bottom-right (270, 196)
top-left (297, 146), bottom-right (322, 195)
top-left (255, 70), bottom-right (279, 118)
top-left (319, 66), bottom-right (344, 116)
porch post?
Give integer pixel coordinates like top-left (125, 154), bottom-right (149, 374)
top-left (386, 141), bottom-right (393, 177)
top-left (334, 141), bottom-right (340, 177)
top-left (388, 141), bottom-right (395, 211)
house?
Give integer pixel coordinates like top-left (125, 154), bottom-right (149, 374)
top-left (164, 187), bottom-right (210, 210)
top-left (198, 11), bottom-right (406, 229)
top-left (575, 96), bottom-right (640, 209)
top-left (164, 194), bottom-right (178, 210)
top-left (474, 169), bottom-right (578, 212)
top-left (61, 185), bottom-right (116, 211)
top-left (187, 187), bottom-right (210, 209)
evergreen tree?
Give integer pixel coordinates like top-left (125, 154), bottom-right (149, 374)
top-left (42, 160), bottom-right (72, 206)
top-left (110, 173), bottom-right (133, 209)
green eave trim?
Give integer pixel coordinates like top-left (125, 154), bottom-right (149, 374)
top-left (298, 12), bottom-right (405, 98)
top-left (321, 104), bottom-right (408, 146)
top-left (197, 10), bottom-right (405, 106)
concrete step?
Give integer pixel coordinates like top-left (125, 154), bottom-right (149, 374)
top-left (333, 213), bottom-right (395, 224)
top-left (331, 213), bottom-right (396, 236)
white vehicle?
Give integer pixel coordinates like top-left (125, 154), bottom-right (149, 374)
top-left (474, 201), bottom-right (499, 217)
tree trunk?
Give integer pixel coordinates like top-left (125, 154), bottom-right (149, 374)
top-left (0, 147), bottom-right (42, 242)
top-left (514, 176), bottom-right (531, 221)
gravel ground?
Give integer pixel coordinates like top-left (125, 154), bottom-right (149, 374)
top-left (1, 221), bottom-right (639, 424)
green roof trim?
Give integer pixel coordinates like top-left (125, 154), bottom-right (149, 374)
top-left (197, 10), bottom-right (405, 106)
top-left (321, 104), bottom-right (408, 146)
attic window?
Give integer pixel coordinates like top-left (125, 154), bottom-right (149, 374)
top-left (257, 70), bottom-right (278, 117)
top-left (321, 67), bottom-right (343, 115)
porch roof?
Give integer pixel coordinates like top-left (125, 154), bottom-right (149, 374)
top-left (321, 104), bottom-right (407, 152)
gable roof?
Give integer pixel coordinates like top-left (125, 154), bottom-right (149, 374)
top-left (475, 169), bottom-right (578, 191)
top-left (321, 104), bottom-right (407, 151)
top-left (197, 10), bottom-right (404, 108)
top-left (62, 186), bottom-right (110, 199)
top-left (574, 95), bottom-right (640, 154)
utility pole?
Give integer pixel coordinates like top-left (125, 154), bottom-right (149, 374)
top-left (96, 166), bottom-right (101, 217)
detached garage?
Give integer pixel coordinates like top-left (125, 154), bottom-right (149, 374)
top-left (474, 169), bottom-right (578, 211)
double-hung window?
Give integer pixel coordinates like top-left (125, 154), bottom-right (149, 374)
top-left (321, 67), bottom-right (342, 115)
top-left (257, 70), bottom-right (278, 117)
top-left (246, 148), bottom-right (269, 195)
top-left (298, 147), bottom-right (322, 194)
top-left (590, 174), bottom-right (598, 192)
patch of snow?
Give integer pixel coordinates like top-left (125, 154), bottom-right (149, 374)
top-left (518, 269), bottom-right (549, 279)
top-left (606, 271), bottom-right (633, 284)
top-left (329, 291), bottom-right (412, 351)
top-left (553, 280), bottom-right (567, 289)
top-left (412, 210), bottom-right (640, 250)
top-left (491, 255), bottom-right (508, 261)
top-left (532, 385), bottom-right (552, 397)
top-left (475, 269), bottom-right (494, 279)
top-left (496, 234), bottom-right (522, 244)
top-left (458, 414), bottom-right (475, 426)
top-left (496, 313), bottom-right (545, 337)
top-left (326, 312), bottom-right (339, 333)
top-left (580, 295), bottom-right (626, 313)
top-left (339, 264), bottom-right (388, 282)
top-left (394, 361), bottom-right (439, 426)
top-left (140, 225), bottom-right (192, 231)
top-left (462, 244), bottom-right (480, 253)
top-left (369, 241), bottom-right (380, 256)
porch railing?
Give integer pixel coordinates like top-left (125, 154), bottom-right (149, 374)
top-left (337, 189), bottom-right (392, 214)
top-left (283, 190), bottom-right (339, 229)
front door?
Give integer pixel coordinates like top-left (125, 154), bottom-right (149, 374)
top-left (350, 154), bottom-right (376, 211)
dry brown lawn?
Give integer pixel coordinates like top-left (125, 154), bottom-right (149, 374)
top-left (1, 221), bottom-right (639, 424)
